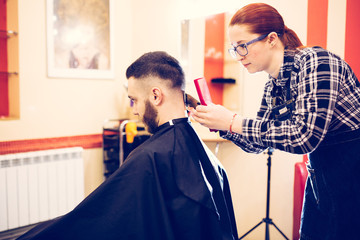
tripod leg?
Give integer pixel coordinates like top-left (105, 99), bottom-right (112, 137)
top-left (271, 221), bottom-right (289, 240)
top-left (239, 219), bottom-right (264, 239)
top-left (238, 148), bottom-right (289, 240)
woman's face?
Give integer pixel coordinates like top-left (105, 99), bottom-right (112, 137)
top-left (228, 24), bottom-right (272, 74)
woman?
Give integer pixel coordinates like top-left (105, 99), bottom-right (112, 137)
top-left (190, 3), bottom-right (360, 240)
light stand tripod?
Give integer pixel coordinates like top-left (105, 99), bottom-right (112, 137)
top-left (239, 147), bottom-right (289, 240)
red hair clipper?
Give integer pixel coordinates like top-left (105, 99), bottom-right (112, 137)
top-left (194, 77), bottom-right (218, 132)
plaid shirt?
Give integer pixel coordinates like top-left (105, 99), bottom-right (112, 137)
top-left (222, 47), bottom-right (360, 154)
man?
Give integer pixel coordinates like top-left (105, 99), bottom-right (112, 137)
top-left (17, 51), bottom-right (238, 240)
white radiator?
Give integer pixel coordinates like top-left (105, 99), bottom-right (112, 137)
top-left (0, 147), bottom-right (84, 232)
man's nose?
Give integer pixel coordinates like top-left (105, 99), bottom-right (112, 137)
top-left (132, 108), bottom-right (138, 116)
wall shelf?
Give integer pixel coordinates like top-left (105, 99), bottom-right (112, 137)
top-left (0, 29), bottom-right (18, 38)
top-left (0, 71), bottom-right (18, 75)
top-left (211, 78), bottom-right (236, 84)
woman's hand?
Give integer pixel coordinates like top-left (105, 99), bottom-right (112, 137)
top-left (189, 104), bottom-right (236, 131)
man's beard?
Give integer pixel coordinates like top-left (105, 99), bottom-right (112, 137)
top-left (142, 100), bottom-right (159, 134)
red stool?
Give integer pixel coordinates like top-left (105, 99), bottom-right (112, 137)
top-left (293, 155), bottom-right (308, 240)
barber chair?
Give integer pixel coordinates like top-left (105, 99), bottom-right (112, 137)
top-left (293, 155), bottom-right (308, 240)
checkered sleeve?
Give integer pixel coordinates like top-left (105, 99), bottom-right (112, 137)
top-left (223, 48), bottom-right (345, 154)
top-left (221, 88), bottom-right (270, 154)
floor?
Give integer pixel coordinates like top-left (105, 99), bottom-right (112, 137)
top-left (0, 224), bottom-right (39, 240)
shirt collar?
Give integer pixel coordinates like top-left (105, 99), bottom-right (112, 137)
top-left (270, 49), bottom-right (297, 87)
top-left (154, 117), bottom-right (190, 133)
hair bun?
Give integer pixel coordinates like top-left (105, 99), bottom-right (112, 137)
top-left (284, 25), bottom-right (289, 33)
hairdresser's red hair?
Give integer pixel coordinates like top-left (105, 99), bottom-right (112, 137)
top-left (230, 3), bottom-right (303, 49)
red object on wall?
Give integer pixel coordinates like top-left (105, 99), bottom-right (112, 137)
top-left (306, 0), bottom-right (328, 48)
top-left (204, 13), bottom-right (224, 105)
top-left (0, 0), bottom-right (9, 117)
top-left (345, 0), bottom-right (360, 79)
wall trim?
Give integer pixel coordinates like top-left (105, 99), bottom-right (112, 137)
top-left (0, 134), bottom-right (102, 155)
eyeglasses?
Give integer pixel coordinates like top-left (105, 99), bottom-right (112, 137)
top-left (228, 34), bottom-right (268, 58)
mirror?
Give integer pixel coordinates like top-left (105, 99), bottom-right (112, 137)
top-left (181, 12), bottom-right (244, 112)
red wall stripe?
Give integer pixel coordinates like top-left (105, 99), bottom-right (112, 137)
top-left (0, 0), bottom-right (9, 117)
top-left (344, 0), bottom-right (360, 78)
top-left (0, 134), bottom-right (103, 155)
top-left (204, 13), bottom-right (224, 105)
top-left (307, 0), bottom-right (328, 48)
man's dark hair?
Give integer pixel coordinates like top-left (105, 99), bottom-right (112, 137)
top-left (126, 51), bottom-right (185, 89)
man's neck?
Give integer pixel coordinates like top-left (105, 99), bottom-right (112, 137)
top-left (157, 103), bottom-right (187, 126)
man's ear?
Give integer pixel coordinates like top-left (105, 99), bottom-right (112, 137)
top-left (151, 87), bottom-right (163, 105)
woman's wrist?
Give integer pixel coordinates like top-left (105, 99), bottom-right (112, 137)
top-left (229, 113), bottom-right (237, 133)
top-left (229, 113), bottom-right (242, 134)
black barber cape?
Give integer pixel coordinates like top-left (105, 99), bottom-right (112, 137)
top-left (17, 118), bottom-right (238, 240)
